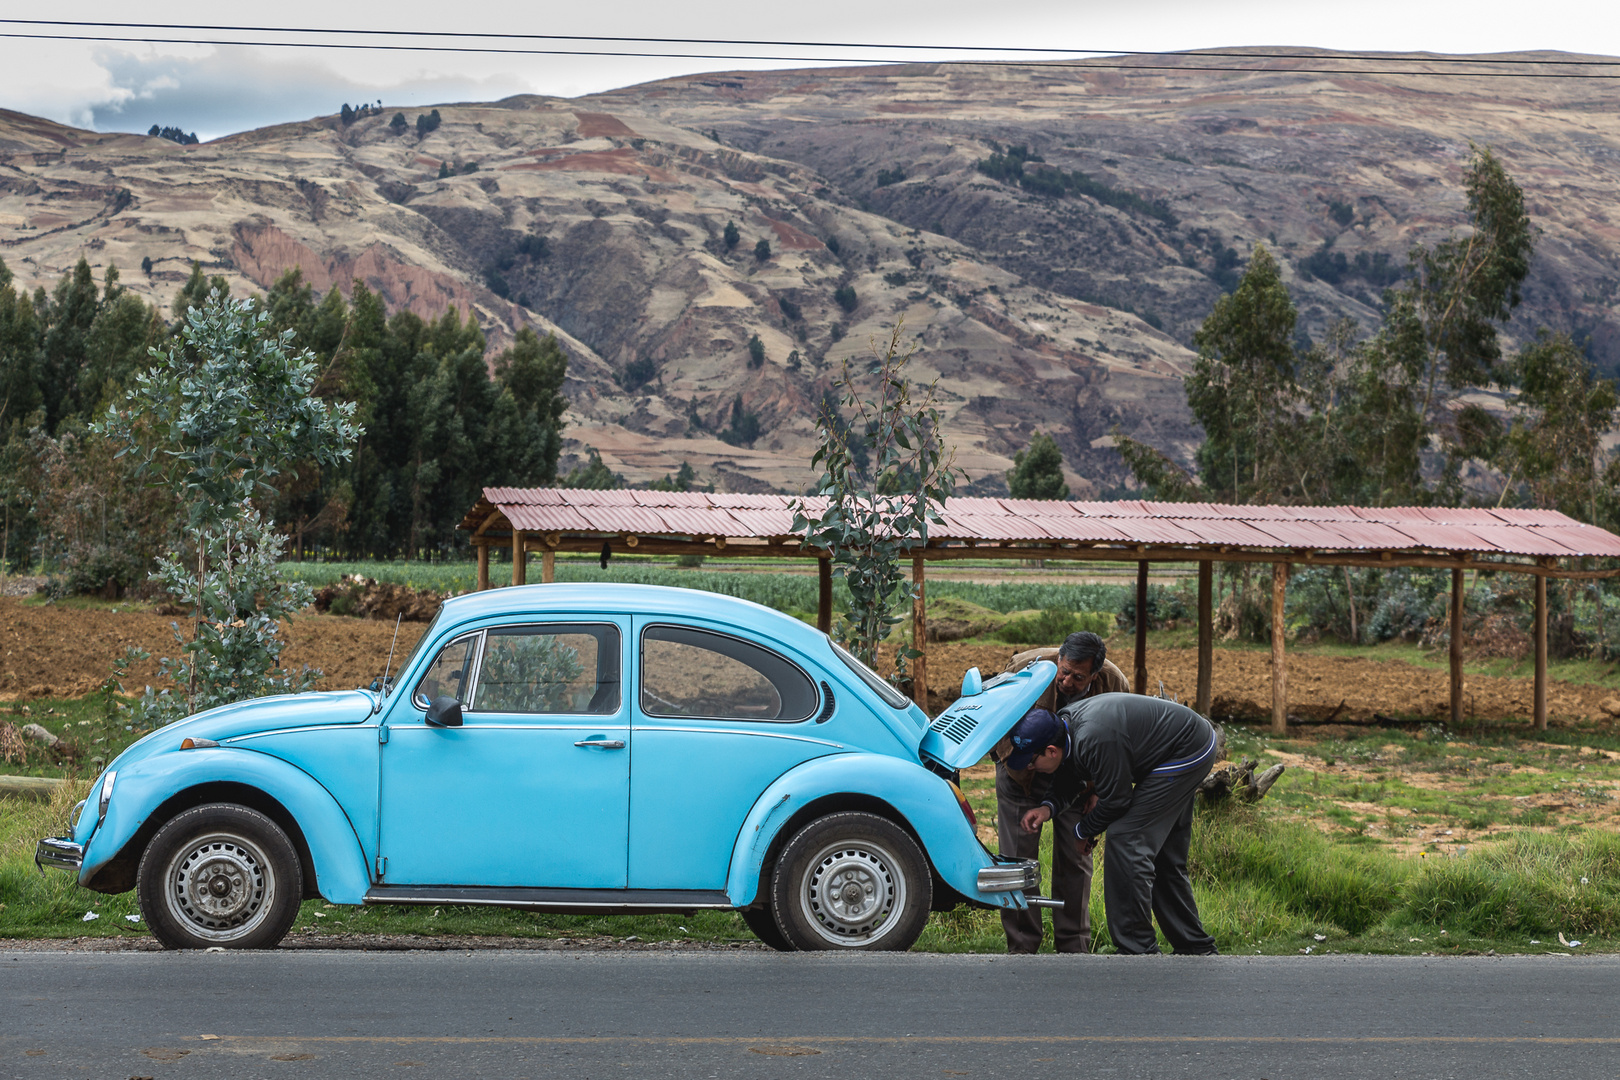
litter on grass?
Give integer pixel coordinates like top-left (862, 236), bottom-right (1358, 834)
top-left (1559, 933), bottom-right (1583, 948)
top-left (123, 914), bottom-right (140, 923)
top-left (80, 912), bottom-right (98, 922)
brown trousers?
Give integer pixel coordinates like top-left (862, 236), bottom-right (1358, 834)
top-left (995, 762), bottom-right (1093, 953)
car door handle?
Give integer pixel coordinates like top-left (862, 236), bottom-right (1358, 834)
top-left (574, 738), bottom-right (626, 749)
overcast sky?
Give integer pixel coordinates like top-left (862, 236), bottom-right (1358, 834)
top-left (2, 0), bottom-right (1616, 141)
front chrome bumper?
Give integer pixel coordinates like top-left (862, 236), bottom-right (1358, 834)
top-left (35, 836), bottom-right (83, 873)
top-left (977, 858), bottom-right (1040, 892)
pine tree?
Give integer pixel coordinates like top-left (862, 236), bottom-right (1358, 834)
top-left (1006, 431), bottom-right (1070, 500)
top-left (723, 221), bottom-right (740, 249)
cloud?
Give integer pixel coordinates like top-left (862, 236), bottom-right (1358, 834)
top-left (82, 46), bottom-right (539, 141)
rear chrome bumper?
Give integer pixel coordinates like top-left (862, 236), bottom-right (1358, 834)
top-left (977, 859), bottom-right (1040, 892)
top-left (35, 836), bottom-right (83, 873)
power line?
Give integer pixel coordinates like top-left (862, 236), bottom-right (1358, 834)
top-left (1, 18), bottom-right (1616, 69)
top-left (1, 28), bottom-right (1618, 78)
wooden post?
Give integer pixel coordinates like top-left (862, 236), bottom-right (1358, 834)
top-left (1134, 561), bottom-right (1149, 695)
top-left (1196, 559), bottom-right (1213, 716)
top-left (541, 547), bottom-right (555, 584)
top-left (1534, 571), bottom-right (1548, 731)
top-left (476, 542), bottom-right (489, 591)
top-left (512, 529), bottom-right (526, 586)
top-left (817, 557), bottom-right (832, 634)
top-left (912, 553), bottom-right (929, 712)
top-left (1271, 561), bottom-right (1289, 735)
top-left (1450, 568), bottom-right (1464, 727)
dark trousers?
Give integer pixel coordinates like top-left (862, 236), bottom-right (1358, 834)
top-left (995, 763), bottom-right (1092, 953)
top-left (1099, 760), bottom-right (1217, 955)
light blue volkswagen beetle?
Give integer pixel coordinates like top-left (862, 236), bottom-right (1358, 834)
top-left (38, 584), bottom-right (1055, 951)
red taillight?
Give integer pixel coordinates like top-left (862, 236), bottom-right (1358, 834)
top-left (948, 781), bottom-right (977, 828)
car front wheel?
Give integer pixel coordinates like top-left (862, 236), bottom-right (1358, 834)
top-left (770, 812), bottom-right (931, 951)
top-left (136, 803), bottom-right (303, 950)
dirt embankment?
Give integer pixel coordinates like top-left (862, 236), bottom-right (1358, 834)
top-left (0, 598), bottom-right (1614, 725)
top-left (0, 599), bottom-right (424, 699)
top-left (890, 642), bottom-right (1620, 727)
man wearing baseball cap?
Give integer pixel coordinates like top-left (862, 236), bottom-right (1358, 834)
top-left (992, 631), bottom-right (1128, 954)
top-left (1013, 693), bottom-right (1220, 955)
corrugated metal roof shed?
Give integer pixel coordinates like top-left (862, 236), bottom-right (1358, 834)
top-left (459, 489), bottom-right (1620, 561)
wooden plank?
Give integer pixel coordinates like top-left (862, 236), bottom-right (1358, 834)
top-left (1535, 573), bottom-right (1548, 730)
top-left (817, 558), bottom-right (832, 634)
top-left (476, 542), bottom-right (489, 592)
top-left (912, 553), bottom-right (928, 712)
top-left (1450, 567), bottom-right (1464, 727)
top-left (1134, 560), bottom-right (1149, 695)
top-left (512, 529), bottom-right (527, 587)
top-left (1196, 559), bottom-right (1213, 716)
top-left (541, 548), bottom-right (555, 584)
top-left (1272, 561), bottom-right (1289, 735)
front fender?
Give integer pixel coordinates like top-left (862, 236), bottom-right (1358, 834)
top-left (80, 747), bottom-right (372, 904)
top-left (725, 754), bottom-right (1024, 911)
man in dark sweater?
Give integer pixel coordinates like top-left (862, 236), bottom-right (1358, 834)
top-left (1012, 694), bottom-right (1220, 955)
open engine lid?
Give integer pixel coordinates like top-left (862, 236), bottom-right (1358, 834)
top-left (919, 660), bottom-right (1057, 771)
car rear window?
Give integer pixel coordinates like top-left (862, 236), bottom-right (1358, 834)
top-left (474, 624), bottom-right (621, 715)
top-left (640, 625), bottom-right (818, 722)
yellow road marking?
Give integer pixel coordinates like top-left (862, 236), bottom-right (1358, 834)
top-left (196, 1034), bottom-right (1620, 1046)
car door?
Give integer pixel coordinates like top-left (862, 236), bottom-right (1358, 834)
top-left (378, 619), bottom-right (630, 888)
top-left (628, 620), bottom-right (841, 890)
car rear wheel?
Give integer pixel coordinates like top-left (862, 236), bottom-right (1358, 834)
top-left (739, 905), bottom-right (793, 951)
top-left (770, 812), bottom-right (931, 951)
top-left (136, 803), bottom-right (303, 950)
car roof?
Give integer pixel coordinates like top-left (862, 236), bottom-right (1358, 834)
top-left (437, 582), bottom-right (827, 653)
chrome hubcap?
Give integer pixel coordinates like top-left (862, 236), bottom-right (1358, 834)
top-left (164, 832), bottom-right (274, 941)
top-left (799, 840), bottom-right (904, 947)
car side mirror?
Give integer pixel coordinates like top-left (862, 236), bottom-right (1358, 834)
top-left (425, 695), bottom-right (463, 728)
top-left (961, 667), bottom-right (983, 697)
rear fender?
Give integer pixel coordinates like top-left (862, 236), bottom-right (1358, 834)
top-left (724, 754), bottom-right (1023, 911)
top-left (80, 748), bottom-right (371, 904)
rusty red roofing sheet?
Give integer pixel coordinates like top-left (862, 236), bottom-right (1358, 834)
top-left (946, 514), bottom-right (1064, 542)
top-left (1488, 508), bottom-right (1584, 527)
top-left (504, 504), bottom-right (594, 533)
top-left (719, 508), bottom-right (801, 537)
top-left (651, 507), bottom-right (747, 537)
top-left (1383, 522), bottom-right (1504, 552)
top-left (1536, 527), bottom-right (1620, 558)
top-left (1070, 500), bottom-right (1152, 517)
top-left (470, 490), bottom-right (1620, 561)
top-left (1321, 521), bottom-right (1423, 549)
top-left (1172, 518), bottom-right (1283, 547)
top-left (1245, 519), bottom-right (1366, 549)
top-left (630, 490), bottom-right (714, 508)
top-left (1460, 525), bottom-right (1585, 558)
top-left (570, 506), bottom-right (671, 534)
top-left (485, 486), bottom-right (566, 505)
top-left (998, 498), bottom-right (1082, 518)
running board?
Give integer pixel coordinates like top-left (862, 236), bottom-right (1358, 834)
top-left (364, 885), bottom-right (733, 915)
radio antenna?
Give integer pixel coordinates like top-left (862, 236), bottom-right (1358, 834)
top-left (381, 613), bottom-right (403, 694)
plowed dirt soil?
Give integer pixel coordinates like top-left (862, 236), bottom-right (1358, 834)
top-left (0, 598), bottom-right (1614, 725)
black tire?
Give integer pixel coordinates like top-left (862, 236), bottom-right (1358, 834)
top-left (739, 905), bottom-right (793, 951)
top-left (136, 803), bottom-right (303, 950)
top-left (770, 812), bottom-right (931, 951)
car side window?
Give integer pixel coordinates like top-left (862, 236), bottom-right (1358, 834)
top-left (414, 634), bottom-right (479, 708)
top-left (474, 624), bottom-right (621, 715)
top-left (640, 625), bottom-right (818, 722)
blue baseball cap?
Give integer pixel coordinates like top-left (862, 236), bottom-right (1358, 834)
top-left (1003, 707), bottom-right (1065, 770)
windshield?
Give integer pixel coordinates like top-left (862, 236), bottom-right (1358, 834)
top-left (829, 637), bottom-right (911, 711)
top-left (386, 610), bottom-right (443, 695)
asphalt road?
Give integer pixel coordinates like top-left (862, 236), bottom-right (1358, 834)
top-left (4, 950), bottom-right (1619, 1079)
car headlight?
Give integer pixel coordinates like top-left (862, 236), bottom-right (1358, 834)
top-left (97, 770), bottom-right (117, 822)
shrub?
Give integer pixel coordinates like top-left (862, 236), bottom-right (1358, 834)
top-left (746, 335), bottom-right (766, 369)
top-left (875, 167), bottom-right (906, 187)
top-left (1327, 198), bottom-right (1355, 226)
top-left (778, 297), bottom-right (801, 321)
top-left (719, 394), bottom-right (761, 447)
top-left (619, 356), bottom-right (658, 391)
top-left (754, 238), bottom-right (771, 261)
top-left (834, 285), bottom-right (858, 313)
top-left (723, 221), bottom-right (740, 249)
top-left (389, 112), bottom-right (408, 132)
top-left (416, 109), bottom-right (442, 137)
